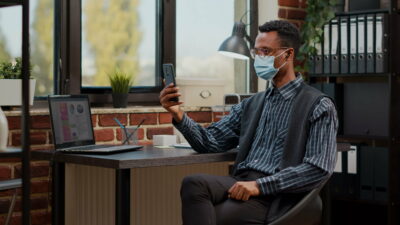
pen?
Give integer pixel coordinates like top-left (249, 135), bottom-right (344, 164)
top-left (114, 117), bottom-right (129, 143)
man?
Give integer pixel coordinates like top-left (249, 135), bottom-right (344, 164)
top-left (159, 20), bottom-right (338, 225)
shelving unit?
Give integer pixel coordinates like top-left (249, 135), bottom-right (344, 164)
top-left (308, 3), bottom-right (400, 225)
top-left (0, 0), bottom-right (31, 224)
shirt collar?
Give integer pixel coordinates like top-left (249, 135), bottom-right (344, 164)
top-left (270, 74), bottom-right (303, 100)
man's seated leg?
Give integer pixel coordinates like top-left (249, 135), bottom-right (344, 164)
top-left (215, 197), bottom-right (270, 225)
top-left (180, 174), bottom-right (236, 225)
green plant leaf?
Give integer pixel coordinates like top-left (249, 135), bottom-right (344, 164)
top-left (297, 0), bottom-right (337, 74)
top-left (108, 69), bottom-right (134, 94)
top-left (0, 57), bottom-right (33, 79)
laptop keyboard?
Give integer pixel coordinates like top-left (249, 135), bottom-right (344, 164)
top-left (61, 145), bottom-right (109, 152)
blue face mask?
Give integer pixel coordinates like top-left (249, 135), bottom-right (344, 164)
top-left (254, 50), bottom-right (288, 80)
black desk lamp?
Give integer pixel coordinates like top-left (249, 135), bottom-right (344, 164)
top-left (218, 21), bottom-right (254, 60)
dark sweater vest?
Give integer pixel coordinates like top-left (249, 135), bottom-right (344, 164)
top-left (231, 82), bottom-right (329, 223)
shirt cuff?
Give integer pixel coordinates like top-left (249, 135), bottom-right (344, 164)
top-left (256, 175), bottom-right (279, 196)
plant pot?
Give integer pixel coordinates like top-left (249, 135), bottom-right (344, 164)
top-left (112, 93), bottom-right (128, 108)
top-left (0, 107), bottom-right (8, 151)
top-left (0, 79), bottom-right (36, 106)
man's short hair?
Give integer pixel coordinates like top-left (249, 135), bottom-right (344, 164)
top-left (258, 20), bottom-right (301, 57)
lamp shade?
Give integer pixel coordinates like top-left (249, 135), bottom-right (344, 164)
top-left (218, 22), bottom-right (250, 60)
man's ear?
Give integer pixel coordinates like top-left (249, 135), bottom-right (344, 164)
top-left (286, 48), bottom-right (294, 60)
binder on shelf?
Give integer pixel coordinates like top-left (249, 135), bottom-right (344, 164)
top-left (357, 15), bottom-right (366, 74)
top-left (331, 19), bottom-right (339, 74)
top-left (349, 16), bottom-right (358, 73)
top-left (366, 15), bottom-right (375, 73)
top-left (345, 146), bottom-right (359, 198)
top-left (331, 149), bottom-right (358, 198)
top-left (323, 23), bottom-right (331, 74)
top-left (376, 14), bottom-right (388, 73)
top-left (315, 41), bottom-right (323, 74)
top-left (331, 151), bottom-right (346, 197)
top-left (334, 151), bottom-right (343, 173)
top-left (374, 147), bottom-right (389, 202)
top-left (340, 17), bottom-right (349, 74)
top-left (359, 146), bottom-right (374, 200)
top-left (347, 145), bottom-right (357, 175)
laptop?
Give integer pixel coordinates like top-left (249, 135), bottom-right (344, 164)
top-left (48, 95), bottom-right (143, 154)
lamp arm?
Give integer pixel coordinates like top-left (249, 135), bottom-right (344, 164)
top-left (244, 34), bottom-right (254, 48)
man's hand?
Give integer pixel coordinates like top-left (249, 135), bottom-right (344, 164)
top-left (159, 83), bottom-right (184, 122)
top-left (228, 181), bottom-right (261, 201)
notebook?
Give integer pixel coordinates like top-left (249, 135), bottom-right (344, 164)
top-left (48, 95), bottom-right (142, 154)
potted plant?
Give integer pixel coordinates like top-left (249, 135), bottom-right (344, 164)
top-left (108, 69), bottom-right (133, 108)
top-left (0, 57), bottom-right (36, 106)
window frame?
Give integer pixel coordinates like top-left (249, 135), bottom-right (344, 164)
top-left (59, 0), bottom-right (257, 106)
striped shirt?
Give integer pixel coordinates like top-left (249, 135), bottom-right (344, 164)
top-left (174, 75), bottom-right (338, 195)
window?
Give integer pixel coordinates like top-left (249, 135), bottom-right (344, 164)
top-left (176, 0), bottom-right (253, 94)
top-left (81, 0), bottom-right (157, 88)
top-left (66, 0), bottom-right (257, 105)
top-left (0, 0), bottom-right (55, 96)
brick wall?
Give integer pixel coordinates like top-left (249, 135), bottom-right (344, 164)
top-left (0, 109), bottom-right (221, 225)
top-left (278, 0), bottom-right (307, 27)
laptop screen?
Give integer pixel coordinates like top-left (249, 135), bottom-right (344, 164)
top-left (49, 95), bottom-right (95, 148)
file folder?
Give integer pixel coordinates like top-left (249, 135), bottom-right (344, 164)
top-left (345, 146), bottom-right (359, 198)
top-left (357, 16), bottom-right (366, 73)
top-left (334, 151), bottom-right (343, 173)
top-left (366, 15), bottom-right (375, 73)
top-left (315, 41), bottom-right (323, 74)
top-left (374, 147), bottom-right (388, 202)
top-left (360, 146), bottom-right (374, 200)
top-left (331, 19), bottom-right (339, 74)
top-left (349, 16), bottom-right (357, 73)
top-left (331, 151), bottom-right (345, 197)
top-left (376, 14), bottom-right (388, 73)
top-left (340, 17), bottom-right (349, 74)
top-left (347, 145), bottom-right (357, 175)
top-left (323, 23), bottom-right (331, 74)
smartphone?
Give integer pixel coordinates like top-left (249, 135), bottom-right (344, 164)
top-left (162, 63), bottom-right (179, 102)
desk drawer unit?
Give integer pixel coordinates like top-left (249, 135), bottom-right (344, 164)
top-left (64, 162), bottom-right (231, 225)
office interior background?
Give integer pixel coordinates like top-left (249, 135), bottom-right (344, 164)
top-left (0, 0), bottom-right (399, 224)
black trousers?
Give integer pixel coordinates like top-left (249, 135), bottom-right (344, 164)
top-left (180, 170), bottom-right (271, 225)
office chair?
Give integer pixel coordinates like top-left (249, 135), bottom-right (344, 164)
top-left (267, 184), bottom-right (324, 225)
top-left (0, 179), bottom-right (22, 225)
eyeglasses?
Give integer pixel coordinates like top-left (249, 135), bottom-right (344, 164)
top-left (250, 47), bottom-right (289, 59)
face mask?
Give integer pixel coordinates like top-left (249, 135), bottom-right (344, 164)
top-left (254, 50), bottom-right (288, 81)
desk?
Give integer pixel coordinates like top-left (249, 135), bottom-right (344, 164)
top-left (32, 143), bottom-right (350, 225)
top-left (32, 145), bottom-right (237, 225)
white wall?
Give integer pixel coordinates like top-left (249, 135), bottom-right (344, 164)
top-left (257, 0), bottom-right (278, 92)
